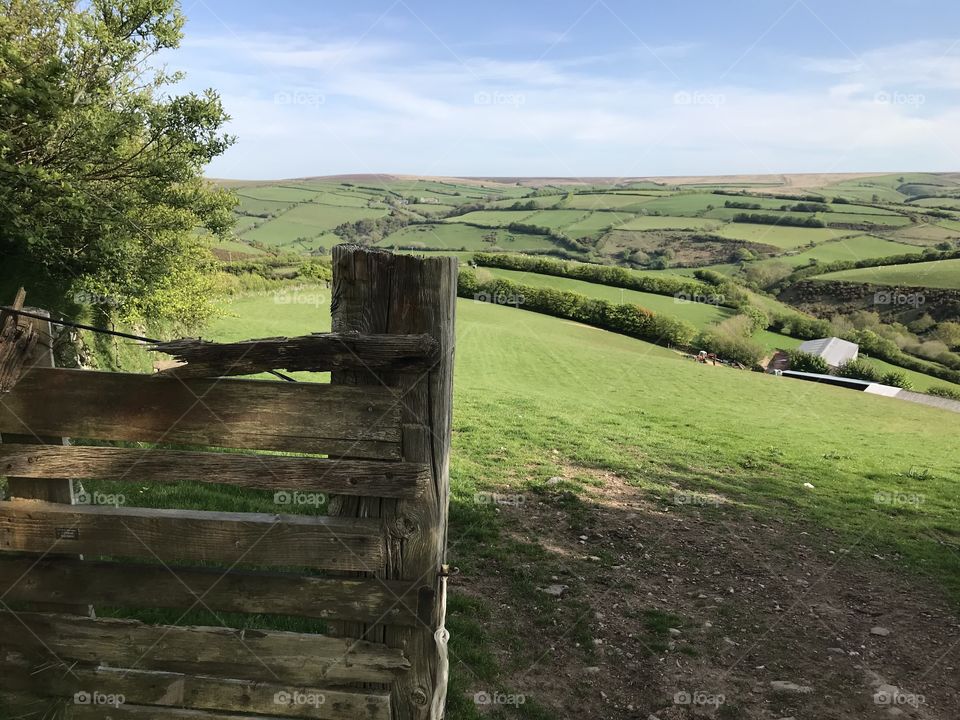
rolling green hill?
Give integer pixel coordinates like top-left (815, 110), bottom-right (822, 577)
top-left (812, 258), bottom-right (960, 289)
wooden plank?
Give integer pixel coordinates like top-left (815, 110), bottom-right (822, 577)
top-left (69, 706), bottom-right (295, 720)
top-left (0, 367), bottom-right (402, 460)
top-left (3, 309), bottom-right (74, 504)
top-left (68, 705), bottom-right (315, 720)
top-left (0, 661), bottom-right (392, 720)
top-left (328, 246), bottom-right (456, 720)
top-left (151, 332), bottom-right (438, 378)
top-left (0, 444), bottom-right (429, 499)
top-left (0, 289), bottom-right (39, 393)
top-left (0, 502), bottom-right (385, 572)
top-left (0, 611), bottom-right (411, 685)
top-left (0, 692), bottom-right (53, 718)
top-left (0, 305), bottom-right (89, 617)
top-left (0, 556), bottom-right (424, 627)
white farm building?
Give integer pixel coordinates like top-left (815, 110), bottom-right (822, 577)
top-left (797, 337), bottom-right (859, 370)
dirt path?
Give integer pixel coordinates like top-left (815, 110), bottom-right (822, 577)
top-left (451, 470), bottom-right (959, 719)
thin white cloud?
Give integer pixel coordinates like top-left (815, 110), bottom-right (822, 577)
top-left (168, 33), bottom-right (960, 177)
top-left (802, 39), bottom-right (960, 90)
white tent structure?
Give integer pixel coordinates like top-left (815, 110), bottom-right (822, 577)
top-left (797, 337), bottom-right (859, 370)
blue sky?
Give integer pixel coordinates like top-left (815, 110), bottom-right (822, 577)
top-left (170, 0), bottom-right (960, 178)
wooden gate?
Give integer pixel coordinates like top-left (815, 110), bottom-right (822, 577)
top-left (0, 245), bottom-right (456, 720)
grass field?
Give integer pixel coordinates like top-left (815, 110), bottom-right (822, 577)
top-left (716, 222), bottom-right (854, 249)
top-left (481, 267), bottom-right (736, 330)
top-left (620, 192), bottom-right (719, 216)
top-left (445, 210), bottom-right (539, 227)
top-left (564, 192), bottom-right (659, 210)
top-left (770, 235), bottom-right (921, 267)
top-left (521, 209), bottom-right (597, 231)
top-left (378, 223), bottom-right (560, 252)
top-left (813, 258), bottom-right (960, 288)
top-left (235, 185), bottom-right (323, 203)
top-left (910, 196), bottom-right (960, 210)
top-left (616, 215), bottom-right (720, 231)
top-left (191, 288), bottom-right (959, 718)
top-left (823, 211), bottom-right (914, 227)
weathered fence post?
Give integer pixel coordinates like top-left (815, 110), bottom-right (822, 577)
top-left (2, 307), bottom-right (74, 504)
top-left (0, 294), bottom-right (90, 616)
top-left (328, 245), bottom-right (457, 719)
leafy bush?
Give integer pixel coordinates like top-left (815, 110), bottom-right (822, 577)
top-left (694, 330), bottom-right (765, 367)
top-left (732, 213), bottom-right (825, 228)
top-left (928, 385), bottom-right (960, 401)
top-left (459, 268), bottom-right (697, 348)
top-left (472, 252), bottom-right (731, 304)
top-left (879, 371), bottom-right (912, 389)
top-left (739, 306), bottom-right (770, 334)
top-left (786, 350), bottom-right (830, 374)
top-left (768, 312), bottom-right (833, 340)
top-left (836, 359), bottom-right (882, 383)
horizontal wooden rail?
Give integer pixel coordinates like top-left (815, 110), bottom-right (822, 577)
top-left (0, 611), bottom-right (411, 685)
top-left (1, 661), bottom-right (391, 720)
top-left (0, 555), bottom-right (427, 626)
top-left (0, 693), bottom-right (376, 720)
top-left (0, 502), bottom-right (385, 572)
top-left (151, 332), bottom-right (439, 378)
top-left (0, 444), bottom-right (429, 499)
top-left (0, 367), bottom-right (402, 459)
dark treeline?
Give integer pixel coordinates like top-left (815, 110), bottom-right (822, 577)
top-left (733, 213), bottom-right (826, 228)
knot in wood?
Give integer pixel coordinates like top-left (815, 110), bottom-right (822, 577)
top-left (393, 515), bottom-right (417, 539)
top-left (411, 686), bottom-right (429, 706)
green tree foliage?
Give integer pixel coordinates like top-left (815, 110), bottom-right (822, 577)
top-left (879, 371), bottom-right (912, 389)
top-left (785, 349), bottom-right (829, 373)
top-left (732, 213), bottom-right (825, 228)
top-left (931, 321), bottom-right (960, 350)
top-left (471, 252), bottom-right (743, 305)
top-left (836, 359), bottom-right (882, 383)
top-left (0, 0), bottom-right (235, 326)
top-left (693, 327), bottom-right (765, 366)
top-left (458, 268), bottom-right (697, 349)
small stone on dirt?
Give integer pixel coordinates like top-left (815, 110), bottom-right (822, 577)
top-left (546, 476), bottom-right (563, 486)
top-left (585, 666), bottom-right (600, 674)
top-left (541, 584), bottom-right (568, 597)
top-left (871, 626), bottom-right (891, 636)
top-left (770, 681), bottom-right (814, 694)
top-left (668, 628), bottom-right (681, 636)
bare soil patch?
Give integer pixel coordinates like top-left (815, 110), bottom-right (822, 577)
top-left (451, 468), bottom-right (959, 719)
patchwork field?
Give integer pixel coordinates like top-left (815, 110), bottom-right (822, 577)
top-left (480, 266), bottom-right (736, 329)
top-left (813, 258), bottom-right (960, 288)
top-left (444, 210), bottom-right (539, 227)
top-left (716, 222), bottom-right (854, 248)
top-left (378, 223), bottom-right (559, 252)
top-left (621, 215), bottom-right (721, 231)
top-left (772, 235), bottom-right (922, 267)
top-left (211, 172), bottom-right (960, 397)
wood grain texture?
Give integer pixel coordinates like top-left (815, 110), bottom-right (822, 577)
top-left (0, 611), bottom-right (411, 685)
top-left (151, 332), bottom-right (438, 379)
top-left (0, 501), bottom-right (385, 572)
top-left (0, 367), bottom-right (402, 459)
top-left (1, 660), bottom-right (392, 720)
top-left (0, 555), bottom-right (424, 627)
top-left (0, 307), bottom-right (89, 616)
top-left (0, 444), bottom-right (429, 499)
top-left (327, 246), bottom-right (456, 720)
top-left (0, 289), bottom-right (39, 393)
